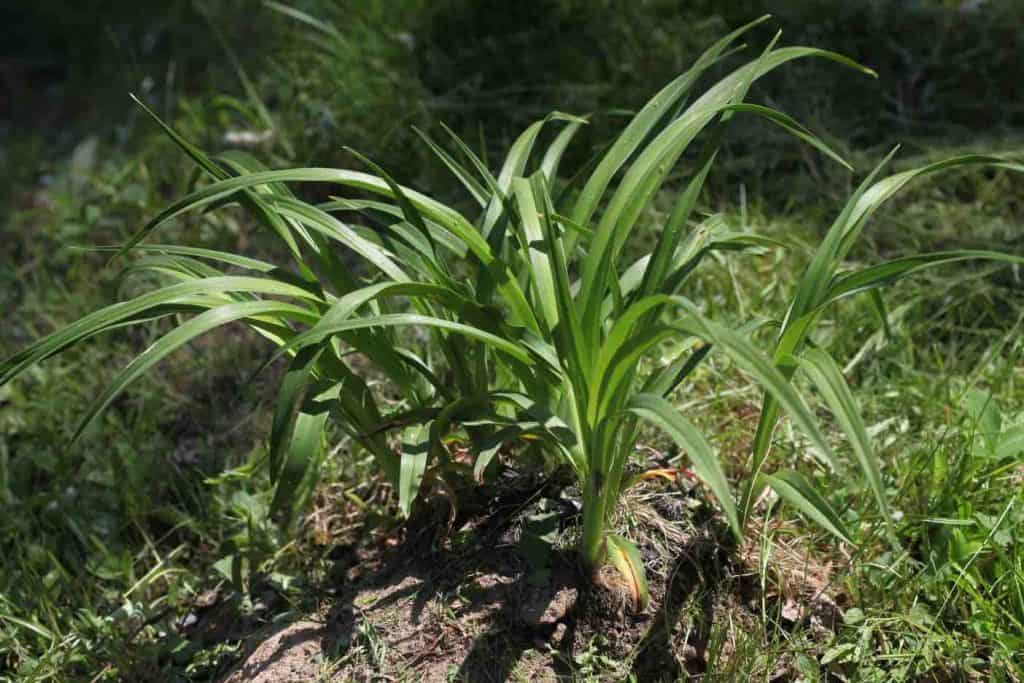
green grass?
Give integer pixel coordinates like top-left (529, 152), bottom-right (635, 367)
top-left (3, 4), bottom-right (1024, 681)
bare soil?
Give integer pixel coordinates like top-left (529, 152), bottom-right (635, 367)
top-left (213, 473), bottom-right (844, 682)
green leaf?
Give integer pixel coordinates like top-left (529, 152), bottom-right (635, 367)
top-left (513, 177), bottom-right (559, 334)
top-left (268, 196), bottom-right (410, 282)
top-left (826, 250), bottom-right (1024, 304)
top-left (120, 166), bottom-right (540, 333)
top-left (2, 276), bottom-right (320, 385)
top-left (722, 103), bottom-right (852, 171)
top-left (320, 352), bottom-right (399, 485)
top-left (578, 46), bottom-right (874, 351)
top-left (270, 410), bottom-right (328, 524)
top-left (966, 389), bottom-right (1002, 456)
top-left (530, 175), bottom-right (589, 394)
top-left (399, 424), bottom-right (430, 517)
top-left (319, 196), bottom-right (469, 258)
top-left (671, 300), bottom-right (837, 470)
top-left (131, 95), bottom-right (308, 263)
top-left (439, 122), bottom-right (503, 199)
top-left (79, 244), bottom-right (277, 272)
top-left (797, 348), bottom-right (889, 525)
top-left (344, 147), bottom-right (446, 275)
top-left (279, 281), bottom-right (465, 355)
top-left (413, 126), bottom-right (489, 207)
top-left (590, 295), bottom-right (675, 418)
top-left (0, 614), bottom-right (56, 642)
top-left (540, 119), bottom-right (586, 183)
top-left (291, 313), bottom-right (537, 367)
top-left (71, 300), bottom-right (314, 444)
top-left (570, 14), bottom-right (771, 231)
top-left (995, 426), bottom-right (1024, 460)
top-left (783, 147), bottom-right (900, 331)
top-left (481, 112), bottom-right (583, 239)
top-left (269, 346), bottom-right (324, 488)
top-left (628, 393), bottom-right (739, 537)
top-left (763, 470), bottom-right (853, 544)
top-left (592, 324), bottom-right (676, 423)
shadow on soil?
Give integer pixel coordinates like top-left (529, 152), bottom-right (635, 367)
top-left (218, 469), bottom-right (757, 682)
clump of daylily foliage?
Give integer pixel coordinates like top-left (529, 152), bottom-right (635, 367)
top-left (5, 17), bottom-right (1023, 608)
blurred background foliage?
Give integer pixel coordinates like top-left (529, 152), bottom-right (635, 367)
top-left (4, 0), bottom-right (1022, 189)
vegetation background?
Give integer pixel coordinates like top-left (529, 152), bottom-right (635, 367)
top-left (1, 0), bottom-right (1023, 680)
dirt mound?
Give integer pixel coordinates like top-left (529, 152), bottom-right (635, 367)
top-left (222, 620), bottom-right (330, 683)
top-left (220, 478), bottom-right (844, 681)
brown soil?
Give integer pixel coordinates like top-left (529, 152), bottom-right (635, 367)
top-left (222, 621), bottom-right (329, 683)
top-left (216, 475), bottom-right (845, 682)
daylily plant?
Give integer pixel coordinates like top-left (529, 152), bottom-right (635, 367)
top-left (5, 17), bottom-right (1023, 609)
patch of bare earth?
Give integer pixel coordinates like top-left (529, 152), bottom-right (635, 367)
top-left (220, 475), bottom-right (849, 682)
top-left (222, 621), bottom-right (329, 683)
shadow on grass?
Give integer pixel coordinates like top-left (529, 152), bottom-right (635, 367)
top-left (630, 530), bottom-right (737, 680)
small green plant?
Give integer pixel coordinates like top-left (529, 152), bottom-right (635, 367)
top-left (4, 18), bottom-right (1023, 610)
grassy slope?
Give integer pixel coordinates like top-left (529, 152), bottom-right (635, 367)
top-left (2, 3), bottom-right (1023, 680)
